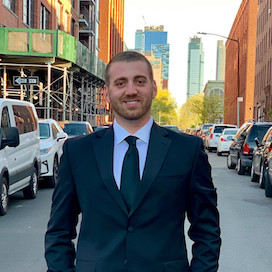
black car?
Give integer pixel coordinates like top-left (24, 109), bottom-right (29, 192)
top-left (251, 126), bottom-right (272, 188)
top-left (227, 122), bottom-right (272, 175)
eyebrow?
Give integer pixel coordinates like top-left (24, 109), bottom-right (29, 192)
top-left (113, 75), bottom-right (147, 83)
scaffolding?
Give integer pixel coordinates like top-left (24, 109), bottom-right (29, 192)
top-left (0, 27), bottom-right (109, 126)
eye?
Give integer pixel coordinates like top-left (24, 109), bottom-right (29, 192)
top-left (136, 78), bottom-right (146, 85)
top-left (115, 81), bottom-right (126, 87)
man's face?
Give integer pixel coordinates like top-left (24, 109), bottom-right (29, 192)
top-left (104, 61), bottom-right (157, 124)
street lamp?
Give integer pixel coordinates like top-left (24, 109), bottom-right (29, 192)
top-left (197, 32), bottom-right (241, 127)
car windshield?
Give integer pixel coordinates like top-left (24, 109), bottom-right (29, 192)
top-left (202, 124), bottom-right (212, 130)
top-left (224, 129), bottom-right (238, 135)
top-left (63, 123), bottom-right (87, 135)
top-left (214, 126), bottom-right (234, 133)
top-left (39, 123), bottom-right (50, 139)
top-left (248, 126), bottom-right (272, 143)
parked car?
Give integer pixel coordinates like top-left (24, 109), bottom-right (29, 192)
top-left (162, 125), bottom-right (181, 133)
top-left (200, 123), bottom-right (213, 142)
top-left (250, 126), bottom-right (272, 187)
top-left (0, 99), bottom-right (41, 216)
top-left (206, 124), bottom-right (237, 152)
top-left (263, 148), bottom-right (272, 197)
top-left (227, 122), bottom-right (272, 175)
top-left (61, 121), bottom-right (93, 138)
top-left (39, 119), bottom-right (68, 187)
top-left (216, 128), bottom-right (239, 156)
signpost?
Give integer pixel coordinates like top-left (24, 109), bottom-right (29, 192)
top-left (13, 76), bottom-right (39, 100)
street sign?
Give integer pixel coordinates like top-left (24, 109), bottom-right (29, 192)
top-left (13, 76), bottom-right (39, 86)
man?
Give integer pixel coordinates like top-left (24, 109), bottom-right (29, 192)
top-left (45, 51), bottom-right (221, 272)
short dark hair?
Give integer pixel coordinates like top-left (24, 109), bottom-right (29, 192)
top-left (104, 51), bottom-right (154, 86)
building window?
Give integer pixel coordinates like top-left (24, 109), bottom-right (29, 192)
top-left (71, 19), bottom-right (75, 36)
top-left (3, 0), bottom-right (16, 13)
top-left (40, 4), bottom-right (50, 29)
top-left (23, 0), bottom-right (34, 28)
top-left (56, 1), bottom-right (61, 30)
top-left (64, 11), bottom-right (68, 32)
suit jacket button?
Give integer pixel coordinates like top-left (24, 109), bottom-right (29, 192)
top-left (128, 226), bottom-right (134, 232)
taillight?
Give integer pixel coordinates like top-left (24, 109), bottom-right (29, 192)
top-left (210, 133), bottom-right (213, 139)
top-left (269, 147), bottom-right (272, 152)
top-left (243, 144), bottom-right (249, 154)
top-left (220, 137), bottom-right (227, 142)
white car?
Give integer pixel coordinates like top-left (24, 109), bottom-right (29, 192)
top-left (39, 119), bottom-right (67, 187)
top-left (207, 124), bottom-right (237, 152)
top-left (216, 128), bottom-right (239, 156)
top-left (0, 99), bottom-right (41, 216)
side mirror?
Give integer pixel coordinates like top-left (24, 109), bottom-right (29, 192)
top-left (57, 132), bottom-right (68, 141)
top-left (254, 137), bottom-right (260, 147)
top-left (0, 127), bottom-right (20, 149)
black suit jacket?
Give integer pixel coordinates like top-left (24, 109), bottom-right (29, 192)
top-left (45, 123), bottom-right (221, 272)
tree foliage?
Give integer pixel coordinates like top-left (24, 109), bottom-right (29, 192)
top-left (151, 88), bottom-right (178, 125)
top-left (178, 93), bottom-right (223, 130)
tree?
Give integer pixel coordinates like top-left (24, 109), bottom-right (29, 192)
top-left (178, 94), bottom-right (203, 130)
top-left (201, 94), bottom-right (223, 123)
top-left (151, 88), bottom-right (178, 125)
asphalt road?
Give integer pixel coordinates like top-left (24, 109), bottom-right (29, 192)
top-left (0, 152), bottom-right (272, 271)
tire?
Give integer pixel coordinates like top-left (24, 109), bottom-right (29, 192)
top-left (46, 157), bottom-right (59, 188)
top-left (227, 153), bottom-right (235, 169)
top-left (23, 168), bottom-right (38, 199)
top-left (264, 168), bottom-right (272, 197)
top-left (250, 165), bottom-right (259, 182)
top-left (208, 147), bottom-right (212, 152)
top-left (259, 164), bottom-right (265, 189)
top-left (237, 157), bottom-right (245, 175)
top-left (0, 176), bottom-right (8, 216)
top-left (217, 151), bottom-right (222, 156)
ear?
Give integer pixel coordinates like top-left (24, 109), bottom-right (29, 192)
top-left (104, 85), bottom-right (110, 103)
top-left (152, 80), bottom-right (158, 99)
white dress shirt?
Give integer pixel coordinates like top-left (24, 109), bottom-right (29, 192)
top-left (113, 117), bottom-right (153, 189)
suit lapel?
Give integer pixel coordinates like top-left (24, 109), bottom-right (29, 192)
top-left (129, 123), bottom-right (171, 216)
top-left (92, 126), bottom-right (128, 215)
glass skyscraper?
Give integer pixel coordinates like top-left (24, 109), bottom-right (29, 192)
top-left (135, 25), bottom-right (170, 89)
top-left (187, 36), bottom-right (204, 99)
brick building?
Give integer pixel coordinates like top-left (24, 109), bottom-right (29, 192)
top-left (0, 0), bottom-right (112, 126)
top-left (224, 0), bottom-right (258, 126)
top-left (98, 0), bottom-right (124, 63)
top-left (254, 0), bottom-right (272, 121)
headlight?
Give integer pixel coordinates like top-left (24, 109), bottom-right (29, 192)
top-left (40, 147), bottom-right (52, 155)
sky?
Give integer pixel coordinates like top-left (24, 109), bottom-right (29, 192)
top-left (124, 0), bottom-right (243, 106)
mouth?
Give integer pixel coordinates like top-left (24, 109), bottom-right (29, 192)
top-left (124, 100), bottom-right (140, 105)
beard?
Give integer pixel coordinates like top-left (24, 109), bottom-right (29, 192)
top-left (110, 94), bottom-right (153, 121)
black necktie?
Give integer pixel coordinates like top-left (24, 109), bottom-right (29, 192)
top-left (121, 136), bottom-right (140, 210)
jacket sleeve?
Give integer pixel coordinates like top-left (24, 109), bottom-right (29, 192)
top-left (44, 140), bottom-right (81, 272)
top-left (186, 137), bottom-right (221, 272)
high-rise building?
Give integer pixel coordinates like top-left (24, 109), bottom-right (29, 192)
top-left (134, 25), bottom-right (170, 89)
top-left (216, 40), bottom-right (226, 81)
top-left (135, 29), bottom-right (145, 52)
top-left (187, 36), bottom-right (204, 99)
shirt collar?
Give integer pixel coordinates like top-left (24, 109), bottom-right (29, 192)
top-left (113, 117), bottom-right (153, 145)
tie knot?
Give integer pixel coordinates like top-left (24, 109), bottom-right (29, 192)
top-left (125, 135), bottom-right (138, 146)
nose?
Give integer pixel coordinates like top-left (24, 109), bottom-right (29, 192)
top-left (124, 82), bottom-right (137, 96)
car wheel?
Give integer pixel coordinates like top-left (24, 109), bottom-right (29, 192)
top-left (237, 157), bottom-right (245, 175)
top-left (259, 164), bottom-right (266, 189)
top-left (250, 165), bottom-right (259, 182)
top-left (208, 147), bottom-right (212, 152)
top-left (0, 176), bottom-right (8, 216)
top-left (23, 168), bottom-right (38, 199)
top-left (46, 157), bottom-right (59, 188)
top-left (264, 168), bottom-right (272, 197)
top-left (217, 151), bottom-right (222, 156)
top-left (227, 153), bottom-right (235, 169)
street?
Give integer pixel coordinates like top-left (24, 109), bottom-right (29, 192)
top-left (0, 152), bottom-right (272, 272)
